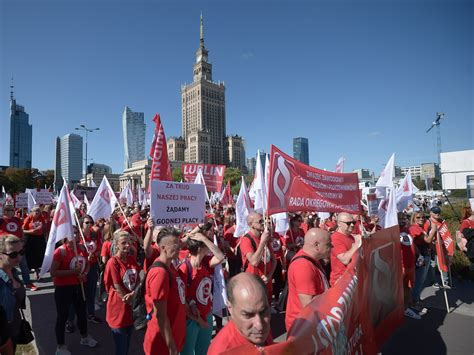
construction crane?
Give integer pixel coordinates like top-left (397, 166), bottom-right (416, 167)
top-left (426, 112), bottom-right (445, 165)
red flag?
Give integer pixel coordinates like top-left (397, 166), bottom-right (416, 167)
top-left (220, 180), bottom-right (232, 205)
top-left (267, 145), bottom-right (360, 215)
top-left (149, 114), bottom-right (172, 181)
top-left (438, 221), bottom-right (455, 256)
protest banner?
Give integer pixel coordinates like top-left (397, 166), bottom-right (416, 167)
top-left (223, 226), bottom-right (404, 355)
top-left (15, 193), bottom-right (28, 208)
top-left (267, 145), bottom-right (360, 215)
top-left (182, 163), bottom-right (226, 192)
top-left (438, 221), bottom-right (455, 256)
top-left (73, 186), bottom-right (98, 202)
top-left (367, 193), bottom-right (379, 216)
top-left (34, 189), bottom-right (53, 204)
top-left (150, 180), bottom-right (205, 226)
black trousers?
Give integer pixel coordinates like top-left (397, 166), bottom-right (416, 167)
top-left (54, 284), bottom-right (88, 345)
top-left (272, 259), bottom-right (284, 300)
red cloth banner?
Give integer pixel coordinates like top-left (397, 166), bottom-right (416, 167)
top-left (222, 226), bottom-right (405, 355)
top-left (220, 180), bottom-right (232, 205)
top-left (149, 114), bottom-right (172, 182)
top-left (182, 163), bottom-right (226, 192)
top-left (438, 221), bottom-right (455, 257)
top-left (267, 145), bottom-right (361, 215)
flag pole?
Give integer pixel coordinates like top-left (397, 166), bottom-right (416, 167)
top-left (436, 235), bottom-right (450, 313)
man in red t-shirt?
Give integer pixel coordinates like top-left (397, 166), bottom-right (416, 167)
top-left (329, 212), bottom-right (362, 286)
top-left (208, 273), bottom-right (273, 354)
top-left (285, 228), bottom-right (331, 331)
top-left (240, 213), bottom-right (276, 300)
top-left (144, 227), bottom-right (186, 355)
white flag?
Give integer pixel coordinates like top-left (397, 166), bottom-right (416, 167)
top-left (272, 212), bottom-right (289, 235)
top-left (249, 150), bottom-right (267, 215)
top-left (1, 186), bottom-right (5, 197)
top-left (234, 177), bottom-right (253, 238)
top-left (69, 189), bottom-right (82, 209)
top-left (88, 176), bottom-right (117, 221)
top-left (40, 184), bottom-right (74, 277)
top-left (27, 190), bottom-right (36, 213)
top-left (335, 156), bottom-right (345, 173)
top-left (376, 153), bottom-right (395, 188)
top-left (395, 171), bottom-right (418, 211)
top-left (378, 187), bottom-right (398, 229)
top-left (84, 194), bottom-right (91, 212)
top-left (194, 168), bottom-right (209, 203)
top-left (212, 234), bottom-right (228, 317)
top-left (119, 182), bottom-right (134, 206)
top-left (90, 179), bottom-right (97, 188)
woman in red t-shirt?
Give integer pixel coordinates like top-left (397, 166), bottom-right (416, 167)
top-left (104, 231), bottom-right (140, 355)
top-left (50, 232), bottom-right (98, 353)
top-left (179, 232), bottom-right (225, 355)
top-left (458, 206), bottom-right (474, 253)
top-left (22, 207), bottom-right (46, 277)
top-left (283, 215), bottom-right (305, 263)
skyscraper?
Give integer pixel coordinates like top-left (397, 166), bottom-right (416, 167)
top-left (293, 137), bottom-right (309, 165)
top-left (9, 86), bottom-right (32, 168)
top-left (181, 15), bottom-right (227, 164)
top-left (58, 134), bottom-right (83, 185)
top-left (123, 106), bottom-right (146, 169)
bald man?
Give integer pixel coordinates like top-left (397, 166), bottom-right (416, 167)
top-left (285, 228), bottom-right (331, 331)
top-left (207, 273), bottom-right (273, 354)
top-left (329, 212), bottom-right (362, 286)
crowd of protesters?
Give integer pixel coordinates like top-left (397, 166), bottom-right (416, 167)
top-left (0, 193), bottom-right (473, 355)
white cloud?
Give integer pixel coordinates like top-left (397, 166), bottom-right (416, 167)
top-left (368, 131), bottom-right (381, 137)
top-left (241, 51), bottom-right (254, 59)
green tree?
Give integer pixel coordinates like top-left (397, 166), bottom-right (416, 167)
top-left (172, 167), bottom-right (184, 182)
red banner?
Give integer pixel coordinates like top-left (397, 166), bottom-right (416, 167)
top-left (150, 114), bottom-right (172, 182)
top-left (438, 221), bottom-right (454, 257)
top-left (222, 227), bottom-right (404, 355)
top-left (267, 145), bottom-right (360, 215)
top-left (182, 163), bottom-right (226, 192)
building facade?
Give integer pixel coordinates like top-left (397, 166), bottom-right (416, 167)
top-left (180, 15), bottom-right (227, 165)
top-left (167, 137), bottom-right (186, 162)
top-left (401, 163), bottom-right (440, 180)
top-left (9, 92), bottom-right (32, 168)
top-left (440, 150), bottom-right (474, 190)
top-left (227, 135), bottom-right (246, 171)
top-left (119, 159), bottom-right (152, 191)
top-left (293, 137), bottom-right (309, 165)
top-left (123, 106), bottom-right (146, 169)
top-left (57, 134), bottom-right (83, 186)
top-left (246, 157), bottom-right (256, 176)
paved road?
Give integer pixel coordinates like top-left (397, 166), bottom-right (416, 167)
top-left (23, 274), bottom-right (473, 355)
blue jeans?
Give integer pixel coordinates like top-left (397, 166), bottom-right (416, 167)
top-left (18, 255), bottom-right (31, 284)
top-left (181, 313), bottom-right (213, 355)
top-left (111, 326), bottom-right (133, 355)
top-left (427, 258), bottom-right (449, 285)
top-left (86, 263), bottom-right (99, 316)
top-left (412, 255), bottom-right (431, 303)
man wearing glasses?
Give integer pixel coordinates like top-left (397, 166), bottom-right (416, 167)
top-left (329, 212), bottom-right (362, 286)
top-left (240, 213), bottom-right (276, 300)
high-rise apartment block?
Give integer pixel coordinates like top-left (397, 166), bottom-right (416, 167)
top-left (123, 106), bottom-right (146, 169)
top-left (167, 136), bottom-right (186, 162)
top-left (293, 137), bottom-right (309, 165)
top-left (227, 135), bottom-right (246, 171)
top-left (56, 134), bottom-right (83, 186)
top-left (9, 90), bottom-right (32, 168)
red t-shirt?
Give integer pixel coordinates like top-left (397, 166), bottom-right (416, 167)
top-left (101, 240), bottom-right (112, 259)
top-left (208, 319), bottom-right (273, 354)
top-left (283, 228), bottom-right (305, 251)
top-left (460, 218), bottom-right (474, 233)
top-left (22, 215), bottom-right (45, 236)
top-left (409, 224), bottom-right (431, 256)
top-left (0, 216), bottom-right (23, 238)
top-left (53, 243), bottom-right (88, 286)
top-left (144, 263), bottom-right (186, 354)
top-left (105, 255), bottom-right (140, 328)
top-left (329, 231), bottom-right (354, 286)
top-left (179, 257), bottom-right (213, 319)
top-left (399, 226), bottom-right (415, 269)
top-left (285, 250), bottom-right (329, 331)
top-left (144, 243), bottom-right (160, 273)
top-left (240, 232), bottom-right (273, 277)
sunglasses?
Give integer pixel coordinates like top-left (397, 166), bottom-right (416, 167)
top-left (84, 221), bottom-right (92, 225)
top-left (415, 216), bottom-right (424, 219)
top-left (340, 221), bottom-right (356, 226)
top-left (2, 249), bottom-right (25, 258)
top-left (255, 219), bottom-right (264, 224)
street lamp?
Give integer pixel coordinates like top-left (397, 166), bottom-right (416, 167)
top-left (75, 124), bottom-right (100, 182)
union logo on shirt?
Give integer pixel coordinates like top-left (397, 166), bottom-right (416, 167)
top-left (6, 222), bottom-right (18, 233)
top-left (86, 240), bottom-right (97, 253)
top-left (400, 232), bottom-right (413, 246)
top-left (123, 269), bottom-right (138, 291)
top-left (196, 277), bottom-right (212, 305)
top-left (176, 277), bottom-right (186, 305)
top-left (261, 247), bottom-right (271, 263)
top-left (295, 236), bottom-right (304, 247)
top-left (271, 239), bottom-right (281, 252)
top-left (32, 221), bottom-right (43, 229)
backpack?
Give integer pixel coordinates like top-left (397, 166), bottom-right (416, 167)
top-left (276, 255), bottom-right (323, 312)
top-left (132, 260), bottom-right (172, 331)
top-left (238, 234), bottom-right (257, 272)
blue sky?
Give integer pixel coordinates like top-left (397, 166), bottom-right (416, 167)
top-left (1, 0), bottom-right (472, 175)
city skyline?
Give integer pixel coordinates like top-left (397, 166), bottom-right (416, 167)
top-left (122, 106), bottom-right (146, 169)
top-left (1, 1), bottom-right (472, 175)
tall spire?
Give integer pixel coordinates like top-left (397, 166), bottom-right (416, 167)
top-left (10, 76), bottom-right (14, 100)
top-left (200, 12), bottom-right (205, 49)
